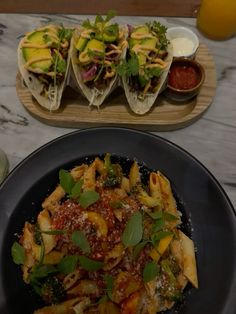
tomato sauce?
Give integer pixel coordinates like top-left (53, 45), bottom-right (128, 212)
top-left (168, 63), bottom-right (200, 90)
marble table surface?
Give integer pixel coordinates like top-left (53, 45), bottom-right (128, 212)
top-left (0, 14), bottom-right (235, 209)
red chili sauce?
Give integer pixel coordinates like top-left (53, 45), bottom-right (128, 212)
top-left (168, 63), bottom-right (200, 90)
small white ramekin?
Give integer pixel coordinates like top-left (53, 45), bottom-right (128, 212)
top-left (167, 26), bottom-right (199, 59)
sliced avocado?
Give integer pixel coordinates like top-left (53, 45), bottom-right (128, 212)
top-left (27, 31), bottom-right (47, 45)
top-left (128, 38), bottom-right (141, 49)
top-left (22, 30), bottom-right (52, 71)
top-left (141, 37), bottom-right (157, 50)
top-left (75, 36), bottom-right (89, 52)
top-left (132, 25), bottom-right (149, 35)
top-left (78, 38), bottom-right (105, 63)
top-left (137, 53), bottom-right (146, 66)
top-left (103, 24), bottom-right (119, 42)
top-left (103, 32), bottom-right (117, 43)
top-left (86, 38), bottom-right (105, 52)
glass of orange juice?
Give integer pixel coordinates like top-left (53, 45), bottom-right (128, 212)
top-left (197, 0), bottom-right (236, 40)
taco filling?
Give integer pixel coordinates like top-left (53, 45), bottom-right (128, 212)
top-left (74, 12), bottom-right (127, 93)
top-left (118, 22), bottom-right (170, 100)
top-left (20, 24), bottom-right (73, 103)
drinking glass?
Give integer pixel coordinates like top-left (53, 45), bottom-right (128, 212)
top-left (197, 0), bottom-right (236, 40)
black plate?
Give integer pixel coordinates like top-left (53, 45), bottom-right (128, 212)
top-left (0, 127), bottom-right (235, 314)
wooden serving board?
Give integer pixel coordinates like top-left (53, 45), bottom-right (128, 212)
top-left (16, 43), bottom-right (216, 131)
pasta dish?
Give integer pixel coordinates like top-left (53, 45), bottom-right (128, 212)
top-left (11, 154), bottom-right (198, 313)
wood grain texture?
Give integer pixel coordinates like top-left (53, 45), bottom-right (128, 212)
top-left (16, 43), bottom-right (216, 131)
top-left (0, 0), bottom-right (201, 17)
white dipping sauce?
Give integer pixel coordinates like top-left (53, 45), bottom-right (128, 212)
top-left (171, 37), bottom-right (194, 57)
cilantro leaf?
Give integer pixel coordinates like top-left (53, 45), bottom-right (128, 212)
top-left (95, 14), bottom-right (104, 25)
top-left (116, 53), bottom-right (139, 77)
top-left (53, 56), bottom-right (67, 74)
top-left (58, 25), bottom-right (73, 41)
top-left (82, 19), bottom-right (96, 30)
top-left (145, 66), bottom-right (163, 79)
top-left (105, 10), bottom-right (117, 23)
top-left (147, 21), bottom-right (169, 50)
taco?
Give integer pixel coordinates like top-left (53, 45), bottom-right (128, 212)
top-left (71, 11), bottom-right (128, 108)
top-left (17, 24), bottom-right (73, 111)
top-left (119, 21), bottom-right (173, 115)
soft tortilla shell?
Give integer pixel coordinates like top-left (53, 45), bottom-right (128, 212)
top-left (70, 26), bottom-right (127, 108)
top-left (123, 40), bottom-right (173, 115)
top-left (17, 36), bottom-right (70, 111)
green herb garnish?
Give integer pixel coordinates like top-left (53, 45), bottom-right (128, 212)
top-left (79, 190), bottom-right (100, 209)
top-left (59, 169), bottom-right (75, 194)
top-left (78, 255), bottom-right (104, 271)
top-left (71, 230), bottom-right (91, 254)
top-left (59, 169), bottom-right (100, 208)
top-left (133, 240), bottom-right (149, 259)
top-left (116, 52), bottom-right (139, 77)
top-left (121, 211), bottom-right (143, 247)
top-left (143, 261), bottom-right (160, 283)
top-left (151, 231), bottom-right (173, 246)
top-left (57, 255), bottom-right (79, 275)
top-left (11, 241), bottom-right (25, 265)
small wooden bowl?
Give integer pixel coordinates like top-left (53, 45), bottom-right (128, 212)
top-left (165, 58), bottom-right (205, 102)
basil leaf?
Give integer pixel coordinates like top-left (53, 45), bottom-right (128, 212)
top-left (152, 217), bottom-right (165, 232)
top-left (163, 212), bottom-right (179, 221)
top-left (11, 242), bottom-right (25, 265)
top-left (151, 231), bottom-right (173, 246)
top-left (143, 261), bottom-right (160, 283)
top-left (109, 200), bottom-right (124, 209)
top-left (79, 190), bottom-right (100, 209)
top-left (78, 255), bottom-right (104, 271)
top-left (121, 211), bottom-right (143, 247)
top-left (133, 240), bottom-right (149, 259)
top-left (71, 230), bottom-right (91, 254)
top-left (70, 179), bottom-right (83, 199)
top-left (57, 255), bottom-right (79, 275)
top-left (59, 169), bottom-right (75, 194)
top-left (147, 211), bottom-right (163, 220)
top-left (30, 264), bottom-right (57, 280)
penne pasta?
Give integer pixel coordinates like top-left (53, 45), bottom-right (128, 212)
top-left (12, 154), bottom-right (198, 313)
